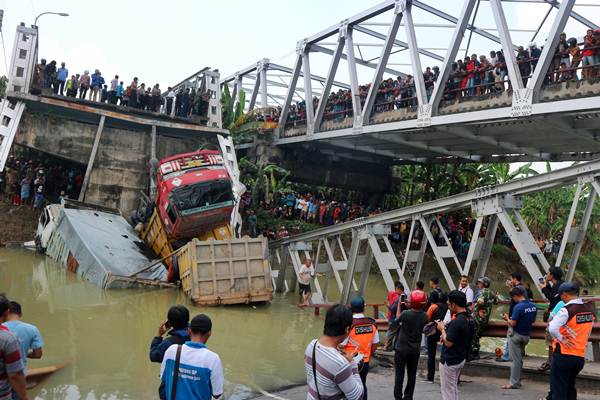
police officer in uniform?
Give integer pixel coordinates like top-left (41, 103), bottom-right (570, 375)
top-left (471, 277), bottom-right (496, 360)
top-left (547, 282), bottom-right (596, 400)
top-left (342, 296), bottom-right (379, 400)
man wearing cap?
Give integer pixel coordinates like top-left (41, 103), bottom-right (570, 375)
top-left (471, 277), bottom-right (496, 360)
top-left (546, 282), bottom-right (596, 400)
top-left (342, 296), bottom-right (379, 400)
top-left (160, 314), bottom-right (223, 400)
top-left (501, 287), bottom-right (537, 389)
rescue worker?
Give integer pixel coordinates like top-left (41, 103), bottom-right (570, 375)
top-left (546, 282), bottom-right (596, 400)
top-left (342, 295), bottom-right (379, 400)
top-left (471, 277), bottom-right (496, 360)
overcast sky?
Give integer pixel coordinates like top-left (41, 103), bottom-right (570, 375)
top-left (1, 0), bottom-right (598, 171)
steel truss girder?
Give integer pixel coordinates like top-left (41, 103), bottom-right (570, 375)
top-left (404, 2), bottom-right (428, 108)
top-left (361, 10), bottom-right (404, 125)
top-left (565, 179), bottom-right (600, 281)
top-left (429, 0), bottom-right (478, 115)
top-left (371, 131), bottom-right (481, 161)
top-left (310, 44), bottom-right (406, 78)
top-left (419, 216), bottom-right (458, 290)
top-left (528, 0), bottom-right (576, 100)
top-left (490, 0), bottom-right (524, 90)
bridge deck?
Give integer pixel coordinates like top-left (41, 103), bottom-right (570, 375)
top-left (7, 92), bottom-right (228, 139)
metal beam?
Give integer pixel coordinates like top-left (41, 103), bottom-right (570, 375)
top-left (542, 0), bottom-right (599, 30)
top-left (429, 0), bottom-right (478, 115)
top-left (490, 0), bottom-right (523, 90)
top-left (528, 0), bottom-right (575, 100)
top-left (361, 10), bottom-right (404, 125)
top-left (353, 24), bottom-right (444, 62)
top-left (248, 73), bottom-right (261, 111)
top-left (343, 27), bottom-right (363, 127)
top-left (311, 44), bottom-right (406, 77)
top-left (277, 54), bottom-right (302, 136)
top-left (566, 181), bottom-right (599, 281)
top-left (442, 126), bottom-right (549, 160)
top-left (302, 50), bottom-right (315, 135)
top-left (404, 1), bottom-right (428, 107)
top-left (78, 115), bottom-right (105, 202)
top-left (313, 36), bottom-right (345, 133)
top-left (268, 63), bottom-right (352, 90)
top-left (371, 132), bottom-right (481, 161)
top-left (412, 0), bottom-right (515, 50)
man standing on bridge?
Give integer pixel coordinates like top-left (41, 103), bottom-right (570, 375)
top-left (501, 287), bottom-right (537, 390)
top-left (546, 282), bottom-right (596, 400)
top-left (470, 277), bottom-right (496, 360)
top-left (342, 296), bottom-right (379, 400)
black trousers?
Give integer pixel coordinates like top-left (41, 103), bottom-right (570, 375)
top-left (427, 333), bottom-right (440, 381)
top-left (359, 361), bottom-right (370, 400)
top-left (166, 98), bottom-right (173, 115)
top-left (394, 351), bottom-right (420, 400)
top-left (549, 350), bottom-right (585, 400)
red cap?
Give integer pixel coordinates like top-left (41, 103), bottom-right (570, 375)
top-left (409, 290), bottom-right (428, 310)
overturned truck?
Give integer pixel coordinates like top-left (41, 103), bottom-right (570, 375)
top-left (38, 146), bottom-right (273, 305)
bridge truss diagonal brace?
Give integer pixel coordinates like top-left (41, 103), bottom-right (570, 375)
top-left (341, 26), bottom-right (363, 128)
top-left (276, 53), bottom-right (303, 138)
top-left (418, 216), bottom-right (457, 291)
top-left (362, 224), bottom-right (410, 295)
top-left (314, 32), bottom-right (346, 134)
top-left (565, 179), bottom-right (600, 282)
top-left (528, 0), bottom-right (575, 101)
top-left (321, 236), bottom-right (358, 300)
top-left (403, 1), bottom-right (427, 110)
top-left (429, 0), bottom-right (478, 116)
top-left (466, 214), bottom-right (500, 280)
top-left (361, 4), bottom-right (404, 126)
top-left (271, 248), bottom-right (290, 293)
top-left (489, 0), bottom-right (524, 91)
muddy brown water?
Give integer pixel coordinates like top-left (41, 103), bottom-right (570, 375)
top-left (0, 248), bottom-right (594, 399)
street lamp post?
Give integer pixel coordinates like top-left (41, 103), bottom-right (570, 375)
top-left (34, 12), bottom-right (69, 27)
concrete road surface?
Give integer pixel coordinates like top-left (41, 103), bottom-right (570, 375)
top-left (251, 367), bottom-right (597, 399)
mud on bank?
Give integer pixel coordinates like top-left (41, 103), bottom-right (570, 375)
top-left (0, 203), bottom-right (39, 245)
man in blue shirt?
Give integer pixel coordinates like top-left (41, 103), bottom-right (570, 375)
top-left (160, 314), bottom-right (223, 400)
top-left (90, 69), bottom-right (105, 102)
top-left (2, 301), bottom-right (43, 376)
top-left (502, 287), bottom-right (537, 389)
top-left (55, 62), bottom-right (68, 96)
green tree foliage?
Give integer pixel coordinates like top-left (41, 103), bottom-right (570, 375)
top-left (239, 157), bottom-right (291, 204)
top-left (234, 90), bottom-right (246, 121)
top-left (221, 85), bottom-right (234, 128)
top-left (0, 76), bottom-right (7, 98)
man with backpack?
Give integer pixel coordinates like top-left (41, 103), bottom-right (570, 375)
top-left (160, 314), bottom-right (223, 400)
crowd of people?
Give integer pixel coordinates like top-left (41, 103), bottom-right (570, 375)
top-left (284, 29), bottom-right (600, 126)
top-left (30, 59), bottom-right (212, 119)
top-left (0, 155), bottom-right (82, 209)
top-left (244, 192), bottom-right (383, 240)
top-left (296, 263), bottom-right (594, 400)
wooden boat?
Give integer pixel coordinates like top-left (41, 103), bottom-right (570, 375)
top-left (26, 363), bottom-right (67, 389)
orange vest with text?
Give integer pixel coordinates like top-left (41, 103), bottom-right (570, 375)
top-left (343, 317), bottom-right (377, 363)
top-left (552, 301), bottom-right (596, 357)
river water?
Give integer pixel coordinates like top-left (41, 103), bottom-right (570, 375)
top-left (0, 248), bottom-right (392, 400)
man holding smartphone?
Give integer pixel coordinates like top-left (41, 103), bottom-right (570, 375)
top-left (150, 305), bottom-right (190, 399)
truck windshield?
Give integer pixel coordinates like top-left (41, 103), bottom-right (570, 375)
top-left (171, 180), bottom-right (234, 212)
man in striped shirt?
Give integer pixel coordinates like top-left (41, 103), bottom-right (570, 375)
top-left (304, 304), bottom-right (364, 400)
top-left (0, 295), bottom-right (29, 400)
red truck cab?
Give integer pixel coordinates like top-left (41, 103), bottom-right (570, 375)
top-left (156, 150), bottom-right (234, 239)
